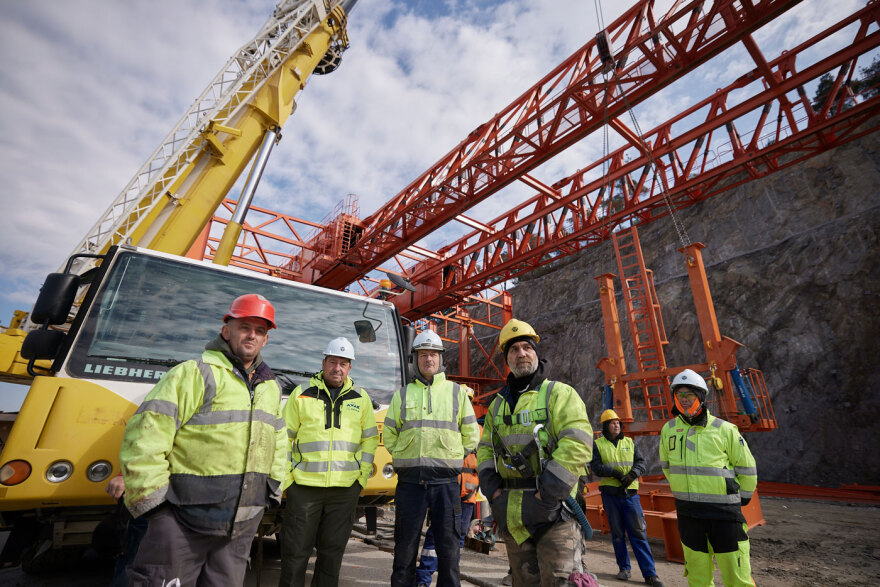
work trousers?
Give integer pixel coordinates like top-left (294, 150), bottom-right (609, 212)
top-left (391, 481), bottom-right (462, 587)
top-left (280, 481), bottom-right (362, 587)
top-left (502, 517), bottom-right (583, 587)
top-left (678, 515), bottom-right (755, 587)
top-left (415, 501), bottom-right (474, 585)
top-left (128, 505), bottom-right (261, 587)
top-left (601, 492), bottom-right (657, 579)
top-left (111, 515), bottom-right (149, 587)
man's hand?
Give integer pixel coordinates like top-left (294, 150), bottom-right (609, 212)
top-left (621, 471), bottom-right (638, 487)
top-left (611, 469), bottom-right (625, 481)
top-left (105, 475), bottom-right (125, 500)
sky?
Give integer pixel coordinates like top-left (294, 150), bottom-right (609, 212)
top-left (0, 0), bottom-right (867, 409)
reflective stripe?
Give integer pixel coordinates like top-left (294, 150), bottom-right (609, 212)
top-left (659, 460), bottom-right (669, 469)
top-left (559, 427), bottom-right (592, 445)
top-left (393, 456), bottom-right (464, 469)
top-left (672, 491), bottom-right (742, 504)
top-left (136, 399), bottom-right (180, 428)
top-left (128, 484), bottom-right (169, 518)
top-left (194, 359), bottom-right (217, 412)
top-left (735, 466), bottom-right (757, 476)
top-left (298, 440), bottom-right (361, 454)
top-left (477, 440), bottom-right (494, 449)
top-left (710, 418), bottom-right (723, 428)
top-left (668, 465), bottom-right (735, 478)
top-left (362, 426), bottom-right (379, 438)
top-left (361, 452), bottom-right (375, 465)
top-left (740, 489), bottom-right (754, 499)
top-left (384, 416), bottom-right (398, 431)
top-left (501, 433), bottom-right (536, 446)
top-left (452, 382), bottom-right (460, 423)
top-left (401, 419), bottom-right (458, 431)
top-left (421, 548), bottom-right (437, 558)
top-left (187, 409), bottom-right (253, 426)
top-left (477, 459), bottom-right (496, 473)
top-left (544, 459), bottom-right (578, 487)
top-left (461, 414), bottom-right (477, 425)
top-left (295, 460), bottom-right (360, 473)
top-left (465, 482), bottom-right (478, 489)
top-left (253, 409), bottom-right (284, 430)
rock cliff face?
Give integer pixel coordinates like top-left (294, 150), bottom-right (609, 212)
top-left (494, 132), bottom-right (880, 487)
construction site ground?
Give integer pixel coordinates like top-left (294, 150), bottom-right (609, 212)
top-left (0, 496), bottom-right (877, 585)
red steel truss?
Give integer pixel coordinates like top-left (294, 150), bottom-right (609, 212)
top-left (384, 3), bottom-right (880, 319)
top-left (308, 0), bottom-right (802, 290)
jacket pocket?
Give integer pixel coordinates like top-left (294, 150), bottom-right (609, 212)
top-left (724, 476), bottom-right (740, 495)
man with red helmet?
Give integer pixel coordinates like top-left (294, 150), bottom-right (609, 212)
top-left (120, 293), bottom-right (289, 586)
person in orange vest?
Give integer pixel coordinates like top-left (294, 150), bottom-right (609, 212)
top-left (414, 409), bottom-right (482, 587)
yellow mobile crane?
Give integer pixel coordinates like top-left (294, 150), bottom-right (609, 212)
top-left (0, 0), bottom-right (405, 570)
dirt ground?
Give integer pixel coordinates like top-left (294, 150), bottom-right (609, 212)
top-left (582, 496), bottom-right (880, 587)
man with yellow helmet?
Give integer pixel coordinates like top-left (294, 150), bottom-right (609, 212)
top-left (476, 319), bottom-right (593, 585)
top-left (592, 409), bottom-right (664, 586)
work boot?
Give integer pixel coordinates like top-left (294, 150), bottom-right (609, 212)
top-left (644, 576), bottom-right (665, 587)
top-left (616, 569), bottom-right (631, 580)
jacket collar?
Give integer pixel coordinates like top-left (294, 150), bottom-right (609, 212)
top-left (311, 372), bottom-right (359, 397)
top-left (412, 371), bottom-right (447, 388)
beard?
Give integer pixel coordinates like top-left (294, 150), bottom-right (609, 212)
top-left (510, 359), bottom-right (537, 378)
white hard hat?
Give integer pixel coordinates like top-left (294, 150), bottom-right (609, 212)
top-left (671, 369), bottom-right (708, 394)
top-left (412, 330), bottom-right (445, 353)
top-left (323, 337), bottom-right (355, 361)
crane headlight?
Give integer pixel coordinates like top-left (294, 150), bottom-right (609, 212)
top-left (86, 461), bottom-right (113, 483)
top-left (46, 460), bottom-right (74, 483)
top-left (382, 464), bottom-right (395, 479)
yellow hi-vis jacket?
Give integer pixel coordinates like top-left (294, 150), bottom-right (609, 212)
top-left (384, 372), bottom-right (480, 484)
top-left (595, 435), bottom-right (639, 491)
top-left (476, 378), bottom-right (593, 544)
top-left (121, 349), bottom-right (289, 537)
top-left (659, 409), bottom-right (758, 520)
top-left (283, 373), bottom-right (379, 488)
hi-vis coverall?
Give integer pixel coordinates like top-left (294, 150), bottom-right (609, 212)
top-left (121, 347), bottom-right (288, 585)
top-left (660, 410), bottom-right (758, 587)
top-left (384, 372), bottom-right (480, 587)
top-left (280, 373), bottom-right (379, 586)
top-left (476, 378), bottom-right (593, 586)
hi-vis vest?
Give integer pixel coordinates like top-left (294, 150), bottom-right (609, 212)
top-left (595, 435), bottom-right (639, 491)
top-left (460, 451), bottom-right (480, 503)
top-left (121, 350), bottom-right (289, 537)
top-left (476, 378), bottom-right (592, 544)
top-left (283, 373), bottom-right (379, 489)
top-left (383, 372), bottom-right (480, 483)
top-left (659, 410), bottom-right (757, 518)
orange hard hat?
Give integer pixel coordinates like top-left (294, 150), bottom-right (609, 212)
top-left (224, 294), bottom-right (276, 329)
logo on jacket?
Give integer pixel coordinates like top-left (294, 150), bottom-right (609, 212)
top-left (345, 402), bottom-right (361, 412)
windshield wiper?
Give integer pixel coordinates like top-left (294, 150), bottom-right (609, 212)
top-left (91, 355), bottom-right (182, 367)
top-left (273, 367), bottom-right (315, 379)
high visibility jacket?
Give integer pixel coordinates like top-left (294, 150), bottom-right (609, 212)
top-left (476, 378), bottom-right (593, 544)
top-left (595, 435), bottom-right (639, 491)
top-left (121, 349), bottom-right (289, 537)
top-left (283, 373), bottom-right (379, 489)
top-left (460, 449), bottom-right (480, 503)
top-left (659, 410), bottom-right (758, 520)
top-left (383, 372), bottom-right (480, 484)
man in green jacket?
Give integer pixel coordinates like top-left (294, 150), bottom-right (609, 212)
top-left (660, 369), bottom-right (758, 587)
top-left (385, 330), bottom-right (480, 587)
top-left (280, 336), bottom-right (379, 587)
top-left (476, 319), bottom-right (593, 586)
top-left (120, 293), bottom-right (289, 586)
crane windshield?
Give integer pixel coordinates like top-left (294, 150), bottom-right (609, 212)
top-left (65, 251), bottom-right (404, 404)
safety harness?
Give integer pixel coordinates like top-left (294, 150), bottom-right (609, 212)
top-left (490, 380), bottom-right (557, 482)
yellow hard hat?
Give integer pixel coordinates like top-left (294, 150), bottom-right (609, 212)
top-left (497, 319), bottom-right (540, 353)
top-left (600, 409), bottom-right (620, 424)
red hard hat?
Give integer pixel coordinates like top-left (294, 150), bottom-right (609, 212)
top-left (224, 294), bottom-right (276, 329)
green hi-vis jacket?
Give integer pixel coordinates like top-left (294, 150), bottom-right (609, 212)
top-left (595, 435), bottom-right (639, 491)
top-left (121, 349), bottom-right (289, 537)
top-left (283, 373), bottom-right (379, 489)
top-left (659, 410), bottom-right (758, 521)
top-left (476, 379), bottom-right (593, 544)
top-left (383, 372), bottom-right (480, 485)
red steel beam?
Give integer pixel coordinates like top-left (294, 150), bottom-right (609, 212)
top-left (310, 0), bottom-right (803, 290)
top-left (383, 3), bottom-right (880, 319)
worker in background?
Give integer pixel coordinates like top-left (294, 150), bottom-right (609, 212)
top-left (591, 409), bottom-right (665, 586)
top-left (660, 369), bottom-right (758, 587)
top-left (415, 403), bottom-right (483, 587)
top-left (120, 294), bottom-right (289, 586)
top-left (385, 330), bottom-right (480, 587)
top-left (279, 337), bottom-right (379, 587)
top-left (476, 319), bottom-right (593, 586)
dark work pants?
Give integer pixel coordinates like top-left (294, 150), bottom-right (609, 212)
top-left (415, 501), bottom-right (474, 585)
top-left (280, 482), bottom-right (362, 587)
top-left (391, 481), bottom-right (462, 587)
top-left (129, 506), bottom-right (261, 587)
top-left (111, 515), bottom-right (149, 587)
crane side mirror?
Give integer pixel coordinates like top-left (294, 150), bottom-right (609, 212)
top-left (354, 320), bottom-right (377, 343)
top-left (21, 329), bottom-right (66, 361)
top-left (31, 273), bottom-right (81, 325)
